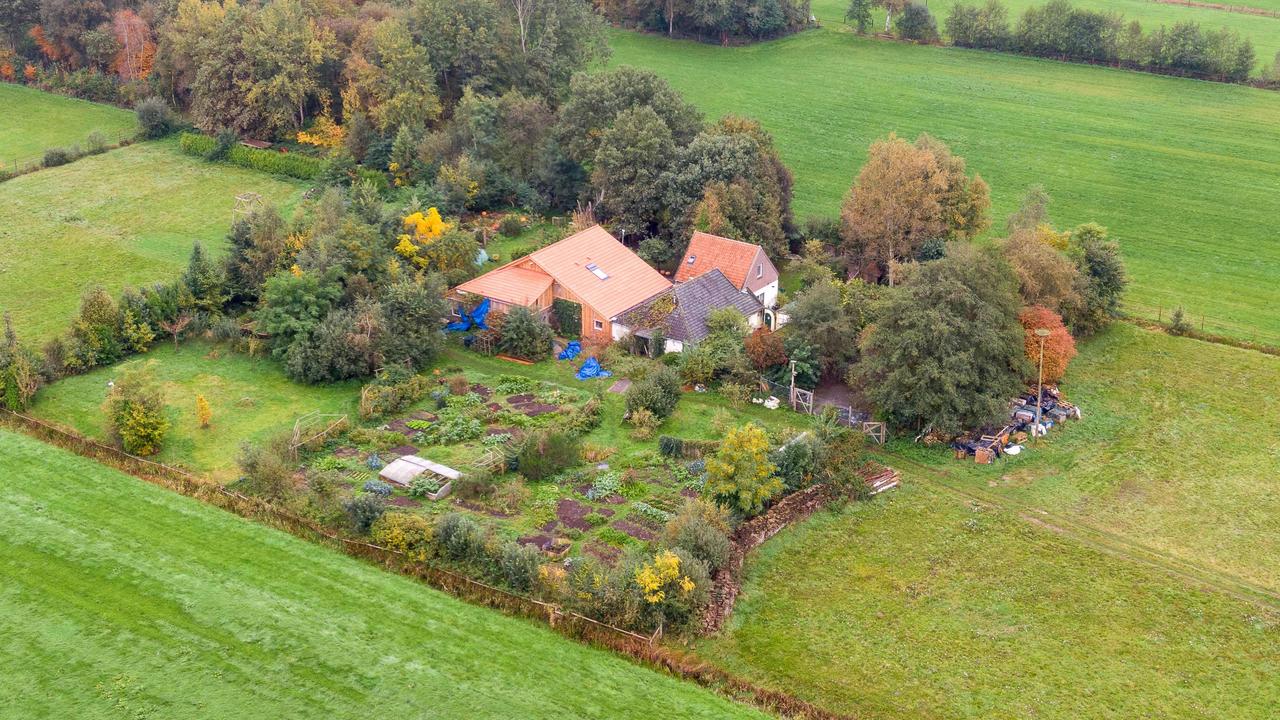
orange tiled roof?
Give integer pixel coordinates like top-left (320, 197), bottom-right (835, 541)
top-left (674, 231), bottom-right (763, 288)
top-left (529, 225), bottom-right (671, 318)
top-left (454, 264), bottom-right (553, 307)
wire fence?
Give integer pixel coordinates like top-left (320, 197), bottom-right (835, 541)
top-left (0, 408), bottom-right (852, 720)
top-left (1121, 300), bottom-right (1280, 354)
top-left (1, 128), bottom-right (138, 181)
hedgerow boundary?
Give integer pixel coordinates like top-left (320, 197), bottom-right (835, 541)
top-left (0, 409), bottom-right (853, 720)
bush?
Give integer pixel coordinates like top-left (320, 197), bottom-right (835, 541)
top-left (627, 407), bottom-right (660, 440)
top-left (624, 366), bottom-right (681, 419)
top-left (515, 430), bottom-right (581, 481)
top-left (436, 513), bottom-right (486, 563)
top-left (896, 2), bottom-right (940, 42)
top-left (452, 471), bottom-right (497, 501)
top-left (136, 96), bottom-right (174, 139)
top-left (446, 374), bottom-right (470, 395)
top-left (658, 436), bottom-right (684, 458)
top-left (500, 541), bottom-right (543, 591)
top-left (178, 131), bottom-right (216, 158)
top-left (498, 306), bottom-right (553, 361)
top-left (1169, 306), bottom-right (1192, 336)
top-left (362, 479), bottom-right (394, 496)
top-left (370, 512), bottom-right (434, 561)
top-left (773, 434), bottom-right (817, 491)
top-left (662, 499), bottom-right (732, 572)
top-left (705, 423), bottom-right (781, 516)
top-left (235, 436), bottom-right (294, 503)
top-left (498, 215), bottom-right (525, 237)
top-left (102, 367), bottom-right (169, 456)
top-left (344, 494), bottom-right (387, 533)
top-left (42, 146), bottom-right (76, 168)
top-left (85, 131), bottom-right (109, 155)
top-left (720, 382), bottom-right (751, 408)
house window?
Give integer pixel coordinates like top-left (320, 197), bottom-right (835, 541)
top-left (451, 306), bottom-right (462, 317)
top-left (756, 263), bottom-right (763, 279)
top-left (593, 319), bottom-right (604, 331)
top-left (586, 263), bottom-right (609, 280)
top-left (687, 255), bottom-right (697, 265)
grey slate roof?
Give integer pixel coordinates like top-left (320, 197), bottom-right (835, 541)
top-left (618, 268), bottom-right (764, 345)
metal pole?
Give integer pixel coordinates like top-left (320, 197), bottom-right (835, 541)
top-left (1034, 328), bottom-right (1050, 444)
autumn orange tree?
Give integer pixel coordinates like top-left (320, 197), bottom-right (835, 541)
top-left (840, 133), bottom-right (989, 286)
top-left (1019, 305), bottom-right (1077, 384)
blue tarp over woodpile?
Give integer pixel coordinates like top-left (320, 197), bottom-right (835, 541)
top-left (558, 341), bottom-right (582, 361)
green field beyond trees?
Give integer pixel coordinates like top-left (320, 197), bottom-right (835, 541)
top-left (700, 481), bottom-right (1279, 719)
top-left (0, 84), bottom-right (137, 163)
top-left (0, 430), bottom-right (768, 719)
top-left (609, 27), bottom-right (1280, 343)
top-left (0, 141), bottom-right (303, 342)
top-left (808, 0), bottom-right (1280, 68)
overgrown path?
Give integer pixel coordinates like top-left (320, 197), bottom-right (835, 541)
top-left (876, 450), bottom-right (1280, 612)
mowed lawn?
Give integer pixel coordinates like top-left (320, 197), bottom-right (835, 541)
top-left (609, 29), bottom-right (1280, 344)
top-left (28, 342), bottom-right (359, 481)
top-left (699, 482), bottom-right (1279, 719)
top-left (0, 140), bottom-right (303, 342)
top-left (0, 431), bottom-right (769, 720)
top-left (0, 84), bottom-right (136, 162)
top-left (891, 323), bottom-right (1280, 594)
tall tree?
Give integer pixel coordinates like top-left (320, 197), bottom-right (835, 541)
top-left (591, 106), bottom-right (677, 237)
top-left (344, 17), bottom-right (440, 133)
top-left (854, 245), bottom-right (1027, 433)
top-left (241, 0), bottom-right (337, 135)
top-left (840, 133), bottom-right (989, 286)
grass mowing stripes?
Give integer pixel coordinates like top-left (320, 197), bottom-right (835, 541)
top-left (0, 84), bottom-right (136, 163)
top-left (0, 429), bottom-right (770, 720)
top-left (0, 140), bottom-right (303, 342)
top-left (698, 481), bottom-right (1280, 719)
top-left (608, 27), bottom-right (1280, 344)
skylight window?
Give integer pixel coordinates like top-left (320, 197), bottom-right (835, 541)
top-left (687, 255), bottom-right (696, 264)
top-left (586, 263), bottom-right (609, 280)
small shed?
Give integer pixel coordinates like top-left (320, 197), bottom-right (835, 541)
top-left (378, 455), bottom-right (461, 499)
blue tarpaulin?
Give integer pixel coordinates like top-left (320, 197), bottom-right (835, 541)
top-left (446, 298), bottom-right (491, 332)
top-left (557, 341), bottom-right (582, 361)
top-left (575, 356), bottom-right (611, 381)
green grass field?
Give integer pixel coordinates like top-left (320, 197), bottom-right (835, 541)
top-left (0, 84), bottom-right (137, 164)
top-left (609, 27), bottom-right (1280, 344)
top-left (0, 430), bottom-right (769, 719)
top-left (0, 140), bottom-right (304, 342)
top-left (889, 322), bottom-right (1280, 594)
top-left (28, 341), bottom-right (359, 481)
top-left (698, 481), bottom-right (1279, 719)
top-left (809, 0), bottom-right (1280, 68)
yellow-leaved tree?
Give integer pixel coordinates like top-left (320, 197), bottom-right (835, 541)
top-left (195, 394), bottom-right (211, 429)
top-left (704, 423), bottom-right (780, 516)
top-left (395, 208), bottom-right (452, 268)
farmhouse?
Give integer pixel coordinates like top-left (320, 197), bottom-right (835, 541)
top-left (676, 231), bottom-right (780, 309)
top-left (450, 225), bottom-right (672, 342)
top-left (613, 269), bottom-right (765, 354)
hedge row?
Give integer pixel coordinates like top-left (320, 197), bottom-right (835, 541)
top-left (177, 132), bottom-right (325, 180)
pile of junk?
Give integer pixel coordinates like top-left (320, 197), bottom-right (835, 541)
top-left (951, 386), bottom-right (1082, 464)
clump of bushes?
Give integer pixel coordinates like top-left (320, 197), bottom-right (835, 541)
top-left (177, 132), bottom-right (325, 179)
top-left (43, 146), bottom-right (78, 168)
top-left (513, 430), bottom-right (581, 481)
top-left (436, 512), bottom-right (486, 563)
top-left (624, 365), bottom-right (681, 419)
top-left (102, 367), bottom-right (169, 456)
top-left (662, 498), bottom-right (732, 572)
